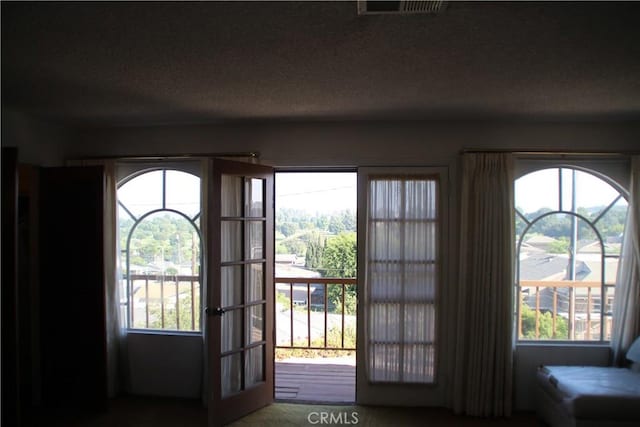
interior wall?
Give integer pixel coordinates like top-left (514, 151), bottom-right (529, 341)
top-left (127, 332), bottom-right (202, 399)
top-left (65, 119), bottom-right (639, 408)
top-left (69, 120), bottom-right (640, 167)
top-left (1, 109), bottom-right (71, 167)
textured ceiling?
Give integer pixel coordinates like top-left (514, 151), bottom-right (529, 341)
top-left (2, 1), bottom-right (640, 126)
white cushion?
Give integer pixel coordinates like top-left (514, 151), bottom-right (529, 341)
top-left (627, 336), bottom-right (640, 363)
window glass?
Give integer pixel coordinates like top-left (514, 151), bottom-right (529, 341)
top-left (515, 167), bottom-right (627, 341)
top-left (118, 169), bottom-right (202, 332)
top-left (118, 170), bottom-right (163, 218)
top-left (165, 170), bottom-right (200, 219)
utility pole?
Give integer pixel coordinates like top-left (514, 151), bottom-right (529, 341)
top-left (568, 169), bottom-right (578, 340)
top-left (192, 230), bottom-right (197, 275)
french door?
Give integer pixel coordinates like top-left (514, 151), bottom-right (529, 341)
top-left (207, 159), bottom-right (274, 426)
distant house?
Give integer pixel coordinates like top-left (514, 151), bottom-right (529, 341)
top-left (275, 263), bottom-right (322, 307)
top-left (519, 253), bottom-right (592, 314)
top-left (524, 235), bottom-right (558, 251)
top-left (275, 254), bottom-right (298, 264)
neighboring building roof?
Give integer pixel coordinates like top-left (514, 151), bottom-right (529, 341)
top-left (525, 235), bottom-right (558, 245)
top-left (275, 254), bottom-right (298, 264)
top-left (579, 257), bottom-right (620, 284)
top-left (519, 254), bottom-right (578, 281)
top-left (275, 263), bottom-right (321, 278)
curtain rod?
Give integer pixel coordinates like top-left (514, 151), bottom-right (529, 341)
top-left (461, 149), bottom-right (637, 157)
top-left (68, 152), bottom-right (260, 161)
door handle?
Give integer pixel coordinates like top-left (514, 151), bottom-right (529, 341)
top-left (205, 306), bottom-right (226, 316)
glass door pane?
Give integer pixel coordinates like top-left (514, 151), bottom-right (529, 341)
top-left (220, 175), bottom-right (267, 396)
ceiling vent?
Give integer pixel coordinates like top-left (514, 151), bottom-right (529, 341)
top-left (358, 1), bottom-right (447, 15)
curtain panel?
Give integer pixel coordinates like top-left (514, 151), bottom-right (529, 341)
top-left (68, 159), bottom-right (128, 396)
top-left (453, 153), bottom-right (514, 417)
top-left (366, 176), bottom-right (438, 384)
top-left (611, 156), bottom-right (640, 365)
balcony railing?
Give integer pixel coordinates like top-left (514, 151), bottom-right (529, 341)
top-left (127, 274), bottom-right (201, 331)
top-left (518, 280), bottom-right (613, 341)
top-left (275, 277), bottom-right (357, 351)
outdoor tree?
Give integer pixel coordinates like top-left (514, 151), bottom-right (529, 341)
top-left (321, 232), bottom-right (356, 278)
top-left (520, 304), bottom-right (568, 339)
top-left (139, 285), bottom-right (201, 331)
top-left (280, 222), bottom-right (298, 237)
top-left (321, 232), bottom-right (357, 315)
top-left (120, 213), bottom-right (200, 274)
top-left (548, 237), bottom-right (570, 254)
top-left (305, 233), bottom-right (326, 270)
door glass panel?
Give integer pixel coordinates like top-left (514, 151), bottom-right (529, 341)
top-left (246, 304), bottom-right (264, 345)
top-left (221, 353), bottom-right (242, 398)
top-left (221, 265), bottom-right (242, 307)
top-left (246, 221), bottom-right (263, 260)
top-left (245, 346), bottom-right (264, 388)
top-left (221, 308), bottom-right (242, 352)
top-left (246, 178), bottom-right (264, 217)
top-left (246, 263), bottom-right (264, 302)
top-left (221, 221), bottom-right (242, 262)
top-left (221, 175), bottom-right (242, 217)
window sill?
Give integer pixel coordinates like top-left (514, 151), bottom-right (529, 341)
top-left (516, 341), bottom-right (610, 349)
top-left (126, 328), bottom-right (203, 337)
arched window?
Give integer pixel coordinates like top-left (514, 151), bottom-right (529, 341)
top-left (118, 169), bottom-right (202, 331)
top-left (515, 166), bottom-right (628, 341)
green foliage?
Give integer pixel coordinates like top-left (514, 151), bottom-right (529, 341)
top-left (276, 208), bottom-right (356, 236)
top-left (136, 287), bottom-right (201, 331)
top-left (275, 325), bottom-right (356, 360)
top-left (326, 284), bottom-right (357, 316)
top-left (319, 232), bottom-right (357, 315)
top-left (280, 222), bottom-right (298, 237)
top-left (120, 212), bottom-right (200, 274)
top-left (548, 237), bottom-right (570, 254)
top-left (305, 232), bottom-right (326, 270)
top-left (276, 292), bottom-right (291, 311)
top-left (321, 232), bottom-right (356, 278)
top-left (282, 239), bottom-right (306, 256)
top-left (522, 206), bottom-right (626, 242)
top-left (520, 304), bottom-right (568, 339)
top-left (515, 213), bottom-right (528, 237)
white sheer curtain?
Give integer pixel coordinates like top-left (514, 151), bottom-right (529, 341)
top-left (67, 159), bottom-right (128, 396)
top-left (366, 176), bottom-right (438, 383)
top-left (612, 156), bottom-right (640, 365)
top-left (453, 153), bottom-right (514, 417)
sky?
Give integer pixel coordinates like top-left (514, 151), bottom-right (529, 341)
top-left (275, 172), bottom-right (357, 214)
top-left (276, 168), bottom-right (625, 216)
top-left (118, 170), bottom-right (357, 219)
top-left (515, 168), bottom-right (626, 214)
top-left (118, 168), bottom-right (625, 219)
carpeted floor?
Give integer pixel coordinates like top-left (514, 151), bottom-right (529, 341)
top-left (25, 397), bottom-right (544, 426)
top-left (229, 403), bottom-right (543, 427)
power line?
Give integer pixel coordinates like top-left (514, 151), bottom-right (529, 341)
top-left (278, 186), bottom-right (356, 198)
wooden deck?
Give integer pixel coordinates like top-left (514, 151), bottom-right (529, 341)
top-left (275, 358), bottom-right (355, 403)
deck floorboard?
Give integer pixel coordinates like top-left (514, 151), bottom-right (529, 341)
top-left (275, 360), bottom-right (355, 403)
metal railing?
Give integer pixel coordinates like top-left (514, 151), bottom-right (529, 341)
top-left (518, 280), bottom-right (613, 341)
top-left (128, 274), bottom-right (201, 331)
top-left (275, 277), bottom-right (357, 351)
